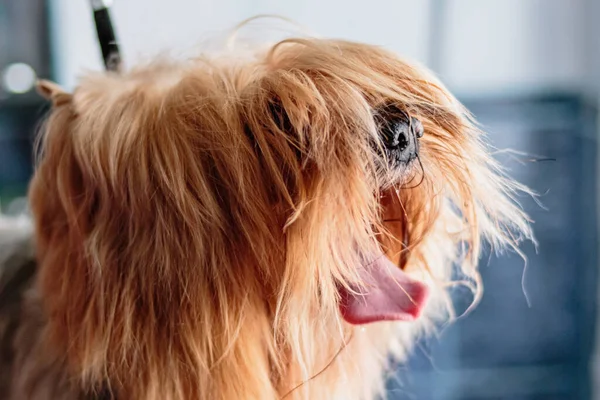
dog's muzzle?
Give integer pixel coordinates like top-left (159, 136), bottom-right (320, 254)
top-left (379, 114), bottom-right (423, 165)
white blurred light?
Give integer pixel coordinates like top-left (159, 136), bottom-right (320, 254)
top-left (2, 63), bottom-right (37, 94)
top-left (91, 0), bottom-right (113, 10)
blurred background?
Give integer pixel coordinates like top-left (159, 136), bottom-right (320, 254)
top-left (1, 1), bottom-right (598, 399)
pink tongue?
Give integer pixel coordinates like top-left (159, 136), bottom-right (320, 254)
top-left (338, 256), bottom-right (429, 325)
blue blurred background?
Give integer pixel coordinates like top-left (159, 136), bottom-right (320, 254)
top-left (1, 1), bottom-right (598, 399)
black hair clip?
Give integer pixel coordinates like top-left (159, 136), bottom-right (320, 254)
top-left (90, 0), bottom-right (122, 72)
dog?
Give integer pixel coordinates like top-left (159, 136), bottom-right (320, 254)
top-left (0, 36), bottom-right (533, 399)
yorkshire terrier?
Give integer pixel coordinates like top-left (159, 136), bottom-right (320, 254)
top-left (0, 35), bottom-right (532, 399)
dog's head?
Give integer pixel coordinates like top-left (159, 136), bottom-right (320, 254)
top-left (29, 38), bottom-right (532, 398)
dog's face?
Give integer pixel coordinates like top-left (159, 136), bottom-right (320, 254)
top-left (29, 39), bottom-right (532, 399)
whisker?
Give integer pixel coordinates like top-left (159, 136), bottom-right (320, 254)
top-left (401, 156), bottom-right (425, 190)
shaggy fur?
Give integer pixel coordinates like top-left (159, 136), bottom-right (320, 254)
top-left (0, 37), bottom-right (532, 399)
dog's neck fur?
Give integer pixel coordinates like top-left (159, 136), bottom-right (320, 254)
top-left (0, 213), bottom-right (432, 400)
top-left (0, 216), bottom-right (72, 399)
top-left (0, 214), bottom-right (445, 400)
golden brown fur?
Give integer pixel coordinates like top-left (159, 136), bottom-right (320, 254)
top-left (2, 36), bottom-right (532, 399)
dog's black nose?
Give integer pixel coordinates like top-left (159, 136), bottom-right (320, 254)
top-left (379, 115), bottom-right (422, 164)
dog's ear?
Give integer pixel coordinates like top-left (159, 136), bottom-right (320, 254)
top-left (36, 79), bottom-right (72, 107)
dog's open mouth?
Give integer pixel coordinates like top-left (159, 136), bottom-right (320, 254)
top-left (338, 189), bottom-right (429, 325)
top-left (338, 254), bottom-right (429, 325)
